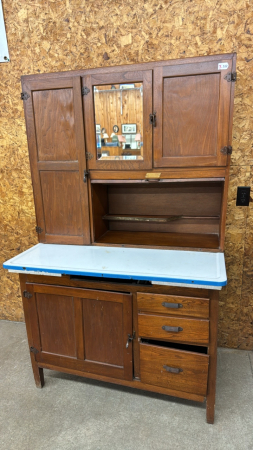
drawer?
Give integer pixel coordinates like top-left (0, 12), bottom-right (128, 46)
top-left (140, 343), bottom-right (209, 396)
top-left (138, 314), bottom-right (209, 345)
top-left (137, 293), bottom-right (209, 319)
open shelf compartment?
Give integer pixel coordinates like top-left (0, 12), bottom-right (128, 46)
top-left (91, 179), bottom-right (224, 249)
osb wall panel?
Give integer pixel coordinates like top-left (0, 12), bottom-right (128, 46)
top-left (0, 0), bottom-right (252, 349)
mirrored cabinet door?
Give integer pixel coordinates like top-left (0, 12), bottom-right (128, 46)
top-left (83, 70), bottom-right (152, 170)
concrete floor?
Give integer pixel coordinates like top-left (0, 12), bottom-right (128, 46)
top-left (0, 321), bottom-right (253, 450)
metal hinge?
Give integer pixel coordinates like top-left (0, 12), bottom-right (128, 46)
top-left (36, 226), bottom-right (43, 234)
top-left (82, 86), bottom-right (90, 96)
top-left (83, 170), bottom-right (89, 182)
top-left (224, 72), bottom-right (237, 82)
top-left (23, 290), bottom-right (32, 299)
top-left (86, 152), bottom-right (93, 160)
top-left (221, 146), bottom-right (233, 155)
top-left (149, 111), bottom-right (156, 127)
top-left (21, 92), bottom-right (30, 100)
top-left (30, 347), bottom-right (39, 354)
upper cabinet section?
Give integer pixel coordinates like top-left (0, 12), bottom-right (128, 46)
top-left (153, 57), bottom-right (235, 168)
top-left (83, 70), bottom-right (153, 170)
top-left (21, 77), bottom-right (91, 245)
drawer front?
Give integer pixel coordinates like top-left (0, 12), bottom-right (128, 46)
top-left (140, 343), bottom-right (209, 396)
top-left (137, 293), bottom-right (209, 319)
top-left (138, 314), bottom-right (209, 345)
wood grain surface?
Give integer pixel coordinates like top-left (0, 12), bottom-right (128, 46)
top-left (137, 293), bottom-right (210, 319)
top-left (138, 314), bottom-right (209, 345)
top-left (140, 343), bottom-right (209, 395)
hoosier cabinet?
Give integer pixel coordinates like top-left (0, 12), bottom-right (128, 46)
top-left (4, 53), bottom-right (237, 423)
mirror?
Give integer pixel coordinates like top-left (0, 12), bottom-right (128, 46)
top-left (93, 83), bottom-right (143, 160)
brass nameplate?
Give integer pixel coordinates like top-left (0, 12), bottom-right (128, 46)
top-left (145, 173), bottom-right (161, 179)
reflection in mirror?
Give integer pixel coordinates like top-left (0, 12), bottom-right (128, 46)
top-left (94, 83), bottom-right (143, 160)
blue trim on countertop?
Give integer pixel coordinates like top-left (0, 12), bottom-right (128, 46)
top-left (3, 263), bottom-right (227, 286)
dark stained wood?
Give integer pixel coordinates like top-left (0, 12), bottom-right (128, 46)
top-left (140, 343), bottom-right (209, 396)
top-left (21, 53), bottom-right (235, 83)
top-left (37, 352), bottom-right (125, 380)
top-left (219, 165), bottom-right (230, 250)
top-left (36, 293), bottom-right (76, 357)
top-left (132, 293), bottom-right (140, 379)
top-left (162, 74), bottom-right (219, 158)
top-left (91, 181), bottom-right (223, 238)
top-left (107, 182), bottom-right (223, 217)
top-left (22, 76), bottom-right (91, 245)
top-left (30, 283), bottom-right (129, 302)
top-left (90, 168), bottom-right (227, 180)
top-left (97, 230), bottom-right (219, 249)
top-left (38, 360), bottom-right (205, 402)
top-left (19, 54), bottom-right (236, 422)
top-left (137, 293), bottom-right (210, 319)
top-left (153, 59), bottom-right (233, 168)
top-left (19, 275), bottom-right (44, 388)
top-left (74, 298), bottom-right (85, 360)
top-left (25, 274), bottom-right (210, 299)
top-left (83, 70), bottom-right (153, 171)
top-left (83, 297), bottom-right (124, 366)
top-left (26, 282), bottom-right (133, 381)
top-left (206, 290), bottom-right (219, 424)
top-left (33, 88), bottom-right (77, 161)
top-left (40, 171), bottom-right (83, 237)
top-left (37, 161), bottom-right (79, 171)
top-left (138, 314), bottom-right (209, 345)
top-left (91, 183), bottom-right (108, 241)
top-left (19, 273), bottom-right (218, 415)
top-left (72, 76), bottom-right (91, 245)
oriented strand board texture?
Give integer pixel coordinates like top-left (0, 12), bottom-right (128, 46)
top-left (0, 0), bottom-right (252, 349)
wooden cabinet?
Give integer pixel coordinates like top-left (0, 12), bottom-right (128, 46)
top-left (20, 274), bottom-right (219, 423)
top-left (21, 53), bottom-right (236, 248)
top-left (26, 283), bottom-right (133, 381)
top-left (16, 53), bottom-right (237, 423)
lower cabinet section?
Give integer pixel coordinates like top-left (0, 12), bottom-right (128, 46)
top-left (139, 343), bottom-right (209, 396)
top-left (21, 277), bottom-right (219, 423)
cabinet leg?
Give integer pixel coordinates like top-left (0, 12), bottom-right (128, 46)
top-left (206, 290), bottom-right (219, 424)
top-left (206, 389), bottom-right (215, 424)
top-left (32, 364), bottom-right (44, 388)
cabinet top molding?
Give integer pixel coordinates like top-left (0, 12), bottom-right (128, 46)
top-left (21, 53), bottom-right (236, 82)
top-left (3, 243), bottom-right (227, 289)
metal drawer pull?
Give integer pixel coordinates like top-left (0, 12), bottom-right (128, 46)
top-left (163, 365), bottom-right (183, 374)
top-left (162, 325), bottom-right (183, 333)
top-left (162, 302), bottom-right (183, 309)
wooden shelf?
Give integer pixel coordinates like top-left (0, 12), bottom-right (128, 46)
top-left (103, 214), bottom-right (220, 224)
top-left (96, 231), bottom-right (220, 249)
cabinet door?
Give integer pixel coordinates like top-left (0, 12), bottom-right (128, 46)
top-left (27, 283), bottom-right (133, 381)
top-left (83, 70), bottom-right (152, 170)
top-left (22, 77), bottom-right (90, 244)
top-left (153, 57), bottom-right (234, 167)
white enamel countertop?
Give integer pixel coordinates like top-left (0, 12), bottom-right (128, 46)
top-left (3, 244), bottom-right (227, 290)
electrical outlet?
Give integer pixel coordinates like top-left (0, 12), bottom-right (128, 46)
top-left (236, 186), bottom-right (251, 206)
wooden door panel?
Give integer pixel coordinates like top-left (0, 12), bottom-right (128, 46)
top-left (40, 171), bottom-right (83, 237)
top-left (163, 74), bottom-right (219, 158)
top-left (154, 56), bottom-right (235, 167)
top-left (83, 70), bottom-right (153, 171)
top-left (33, 88), bottom-right (77, 161)
top-left (27, 284), bottom-right (133, 381)
top-left (83, 298), bottom-right (124, 366)
top-left (36, 293), bottom-right (76, 357)
top-left (21, 77), bottom-right (90, 244)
